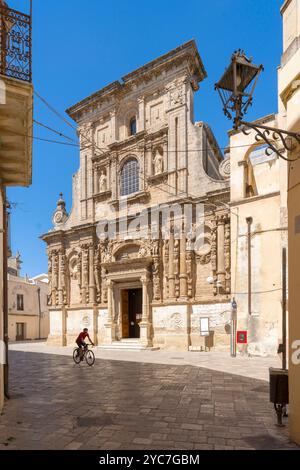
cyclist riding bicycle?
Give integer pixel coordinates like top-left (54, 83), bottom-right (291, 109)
top-left (76, 328), bottom-right (94, 360)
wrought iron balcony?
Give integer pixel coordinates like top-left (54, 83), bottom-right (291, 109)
top-left (0, 2), bottom-right (32, 82)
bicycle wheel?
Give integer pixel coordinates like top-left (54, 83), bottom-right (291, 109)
top-left (85, 350), bottom-right (95, 366)
top-left (73, 348), bottom-right (81, 365)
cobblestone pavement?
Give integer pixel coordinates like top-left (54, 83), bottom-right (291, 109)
top-left (9, 342), bottom-right (282, 381)
top-left (0, 351), bottom-right (299, 450)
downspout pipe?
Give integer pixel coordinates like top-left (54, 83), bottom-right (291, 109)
top-left (2, 188), bottom-right (9, 399)
top-left (246, 217), bottom-right (253, 317)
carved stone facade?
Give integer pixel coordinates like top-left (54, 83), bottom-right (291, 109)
top-left (42, 41), bottom-right (230, 351)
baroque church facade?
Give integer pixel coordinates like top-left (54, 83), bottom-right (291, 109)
top-left (42, 41), bottom-right (232, 351)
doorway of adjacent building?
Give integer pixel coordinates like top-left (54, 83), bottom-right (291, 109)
top-left (121, 288), bottom-right (142, 339)
top-left (16, 323), bottom-right (26, 341)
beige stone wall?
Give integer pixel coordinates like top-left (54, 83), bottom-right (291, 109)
top-left (229, 117), bottom-right (287, 356)
top-left (8, 276), bottom-right (49, 341)
top-left (0, 185), bottom-right (4, 411)
top-left (279, 0), bottom-right (300, 445)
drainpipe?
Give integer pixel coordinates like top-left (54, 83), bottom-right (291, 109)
top-left (3, 188), bottom-right (9, 399)
top-left (282, 247), bottom-right (287, 370)
top-left (246, 217), bottom-right (253, 317)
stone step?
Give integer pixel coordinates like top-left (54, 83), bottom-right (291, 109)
top-left (98, 342), bottom-right (159, 351)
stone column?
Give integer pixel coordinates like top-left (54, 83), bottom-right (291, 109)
top-left (138, 96), bottom-right (145, 132)
top-left (168, 229), bottom-right (175, 299)
top-left (139, 274), bottom-right (152, 347)
top-left (81, 245), bottom-right (89, 304)
top-left (110, 110), bottom-right (117, 142)
top-left (93, 165), bottom-right (99, 195)
top-left (58, 249), bottom-right (64, 306)
top-left (111, 155), bottom-right (117, 200)
top-left (104, 279), bottom-right (115, 344)
top-left (52, 250), bottom-right (58, 306)
top-left (179, 234), bottom-right (188, 299)
top-left (217, 216), bottom-right (225, 291)
top-left (163, 138), bottom-right (168, 175)
top-left (89, 244), bottom-right (96, 304)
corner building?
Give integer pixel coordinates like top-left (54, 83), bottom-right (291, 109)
top-left (42, 41), bottom-right (231, 351)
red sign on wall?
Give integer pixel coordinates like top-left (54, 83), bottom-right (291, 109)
top-left (237, 331), bottom-right (248, 344)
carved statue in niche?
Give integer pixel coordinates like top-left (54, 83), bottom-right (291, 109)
top-left (153, 148), bottom-right (163, 175)
top-left (99, 170), bottom-right (107, 193)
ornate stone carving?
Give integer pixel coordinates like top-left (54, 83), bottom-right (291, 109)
top-left (47, 255), bottom-right (52, 306)
top-left (186, 251), bottom-right (194, 299)
top-left (219, 157), bottom-right (230, 180)
top-left (138, 240), bottom-right (151, 258)
top-left (198, 252), bottom-right (211, 265)
top-left (94, 246), bottom-right (101, 303)
top-left (224, 220), bottom-right (231, 294)
top-left (210, 218), bottom-right (218, 295)
top-left (60, 251), bottom-right (67, 305)
top-left (174, 239), bottom-right (180, 299)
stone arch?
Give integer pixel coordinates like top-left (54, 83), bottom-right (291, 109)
top-left (113, 242), bottom-right (141, 261)
top-left (117, 103), bottom-right (139, 140)
top-left (243, 142), bottom-right (278, 198)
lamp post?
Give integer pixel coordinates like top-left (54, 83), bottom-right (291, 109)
top-left (215, 50), bottom-right (300, 161)
top-left (231, 298), bottom-right (237, 357)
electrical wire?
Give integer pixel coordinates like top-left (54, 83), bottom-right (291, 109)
top-left (33, 119), bottom-right (77, 144)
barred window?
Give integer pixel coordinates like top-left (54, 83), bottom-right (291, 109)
top-left (121, 158), bottom-right (139, 196)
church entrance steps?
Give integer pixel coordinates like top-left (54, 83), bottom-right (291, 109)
top-left (98, 340), bottom-right (159, 351)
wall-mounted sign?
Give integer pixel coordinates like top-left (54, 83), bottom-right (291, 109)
top-left (237, 331), bottom-right (248, 344)
top-left (200, 317), bottom-right (210, 337)
top-left (82, 315), bottom-right (91, 327)
top-left (249, 145), bottom-right (276, 166)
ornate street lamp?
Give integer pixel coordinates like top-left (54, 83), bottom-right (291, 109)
top-left (215, 50), bottom-right (300, 161)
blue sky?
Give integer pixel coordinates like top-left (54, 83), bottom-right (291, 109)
top-left (8, 0), bottom-right (283, 276)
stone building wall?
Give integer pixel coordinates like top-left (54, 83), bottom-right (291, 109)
top-left (229, 114), bottom-right (288, 357)
top-left (42, 41), bottom-right (231, 351)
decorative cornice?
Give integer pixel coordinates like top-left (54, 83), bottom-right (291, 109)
top-left (66, 40), bottom-right (206, 123)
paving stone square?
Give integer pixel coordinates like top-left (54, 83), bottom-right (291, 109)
top-left (0, 351), bottom-right (299, 450)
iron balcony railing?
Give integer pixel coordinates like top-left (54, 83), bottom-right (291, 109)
top-left (0, 2), bottom-right (32, 82)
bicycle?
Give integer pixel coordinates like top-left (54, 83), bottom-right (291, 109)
top-left (73, 343), bottom-right (95, 366)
